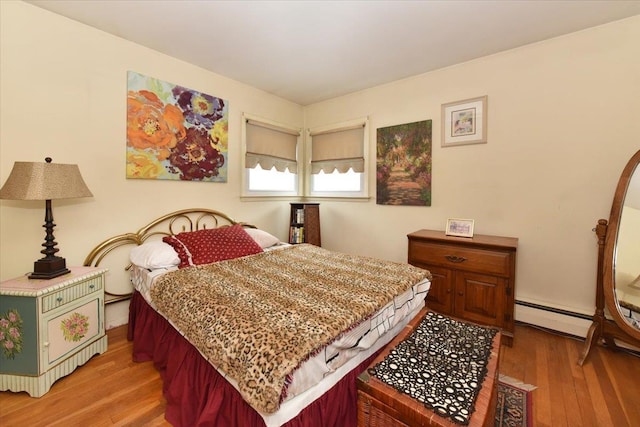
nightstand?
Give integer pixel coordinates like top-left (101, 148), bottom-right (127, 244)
top-left (0, 266), bottom-right (108, 397)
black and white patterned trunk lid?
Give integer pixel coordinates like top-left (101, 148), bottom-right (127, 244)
top-left (369, 312), bottom-right (498, 425)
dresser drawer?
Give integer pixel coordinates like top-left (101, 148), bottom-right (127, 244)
top-left (42, 275), bottom-right (103, 313)
top-left (409, 240), bottom-right (511, 277)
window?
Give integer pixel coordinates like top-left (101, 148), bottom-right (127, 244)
top-left (307, 118), bottom-right (369, 198)
top-left (242, 114), bottom-right (369, 199)
top-left (242, 114), bottom-right (300, 196)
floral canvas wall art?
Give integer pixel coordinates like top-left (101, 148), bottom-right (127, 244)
top-left (127, 71), bottom-right (228, 181)
top-left (376, 120), bottom-right (432, 206)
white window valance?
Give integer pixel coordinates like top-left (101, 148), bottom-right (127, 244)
top-left (310, 125), bottom-right (365, 174)
top-left (245, 119), bottom-right (299, 173)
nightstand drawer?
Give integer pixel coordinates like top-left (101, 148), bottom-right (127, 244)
top-left (42, 275), bottom-right (103, 313)
top-left (409, 240), bottom-right (511, 276)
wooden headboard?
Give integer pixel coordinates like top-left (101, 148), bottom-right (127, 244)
top-left (83, 208), bottom-right (253, 304)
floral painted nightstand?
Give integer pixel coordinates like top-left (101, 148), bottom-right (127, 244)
top-left (0, 267), bottom-right (107, 397)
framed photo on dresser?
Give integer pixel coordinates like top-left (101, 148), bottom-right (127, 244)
top-left (445, 218), bottom-right (475, 237)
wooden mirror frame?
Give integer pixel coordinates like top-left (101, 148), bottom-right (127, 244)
top-left (579, 149), bottom-right (640, 365)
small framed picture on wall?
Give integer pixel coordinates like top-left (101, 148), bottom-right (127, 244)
top-left (441, 96), bottom-right (487, 147)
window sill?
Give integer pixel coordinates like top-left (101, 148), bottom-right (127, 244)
top-left (240, 195), bottom-right (371, 203)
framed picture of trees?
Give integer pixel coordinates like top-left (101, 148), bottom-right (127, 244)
top-left (376, 120), bottom-right (432, 206)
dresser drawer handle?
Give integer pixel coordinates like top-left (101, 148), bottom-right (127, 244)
top-left (445, 255), bottom-right (467, 263)
top-left (56, 297), bottom-right (63, 303)
top-left (89, 284), bottom-right (95, 289)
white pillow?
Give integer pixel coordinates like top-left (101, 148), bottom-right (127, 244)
top-left (244, 228), bottom-right (280, 249)
top-left (130, 241), bottom-right (181, 269)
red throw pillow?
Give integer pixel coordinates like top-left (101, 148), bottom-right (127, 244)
top-left (162, 234), bottom-right (195, 269)
top-left (163, 224), bottom-right (263, 268)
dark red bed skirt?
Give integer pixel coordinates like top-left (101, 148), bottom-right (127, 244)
top-left (128, 291), bottom-right (381, 427)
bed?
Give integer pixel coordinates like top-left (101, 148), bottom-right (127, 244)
top-left (84, 208), bottom-right (431, 427)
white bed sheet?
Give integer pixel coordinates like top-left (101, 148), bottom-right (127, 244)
top-left (129, 257), bottom-right (429, 426)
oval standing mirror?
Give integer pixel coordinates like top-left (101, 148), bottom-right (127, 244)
top-left (580, 149), bottom-right (640, 365)
top-left (606, 150), bottom-right (640, 337)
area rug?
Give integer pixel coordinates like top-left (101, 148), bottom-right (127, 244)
top-left (495, 375), bottom-right (535, 427)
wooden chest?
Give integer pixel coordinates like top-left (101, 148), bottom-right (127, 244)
top-left (357, 308), bottom-right (501, 427)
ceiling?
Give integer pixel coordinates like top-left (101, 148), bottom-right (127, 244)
top-left (26, 0), bottom-right (640, 105)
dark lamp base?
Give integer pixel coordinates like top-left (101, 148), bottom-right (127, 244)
top-left (29, 256), bottom-right (71, 280)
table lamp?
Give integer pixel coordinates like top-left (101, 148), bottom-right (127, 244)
top-left (0, 157), bottom-right (93, 279)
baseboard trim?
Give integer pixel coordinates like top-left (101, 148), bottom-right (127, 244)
top-left (515, 300), bottom-right (592, 338)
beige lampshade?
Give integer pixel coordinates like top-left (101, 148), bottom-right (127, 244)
top-left (0, 160), bottom-right (93, 200)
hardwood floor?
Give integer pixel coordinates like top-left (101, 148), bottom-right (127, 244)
top-left (1, 323), bottom-right (639, 426)
top-left (500, 324), bottom-right (640, 427)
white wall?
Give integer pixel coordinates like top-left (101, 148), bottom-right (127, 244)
top-left (304, 15), bottom-right (640, 332)
top-left (0, 2), bottom-right (302, 326)
top-left (2, 2), bottom-right (639, 334)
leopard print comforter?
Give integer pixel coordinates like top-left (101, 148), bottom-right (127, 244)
top-left (150, 244), bottom-right (431, 414)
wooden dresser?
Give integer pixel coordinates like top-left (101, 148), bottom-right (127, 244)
top-left (407, 229), bottom-right (518, 346)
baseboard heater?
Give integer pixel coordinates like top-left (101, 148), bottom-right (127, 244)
top-left (514, 299), bottom-right (592, 338)
top-left (515, 300), bottom-right (592, 320)
top-left (515, 300), bottom-right (640, 355)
